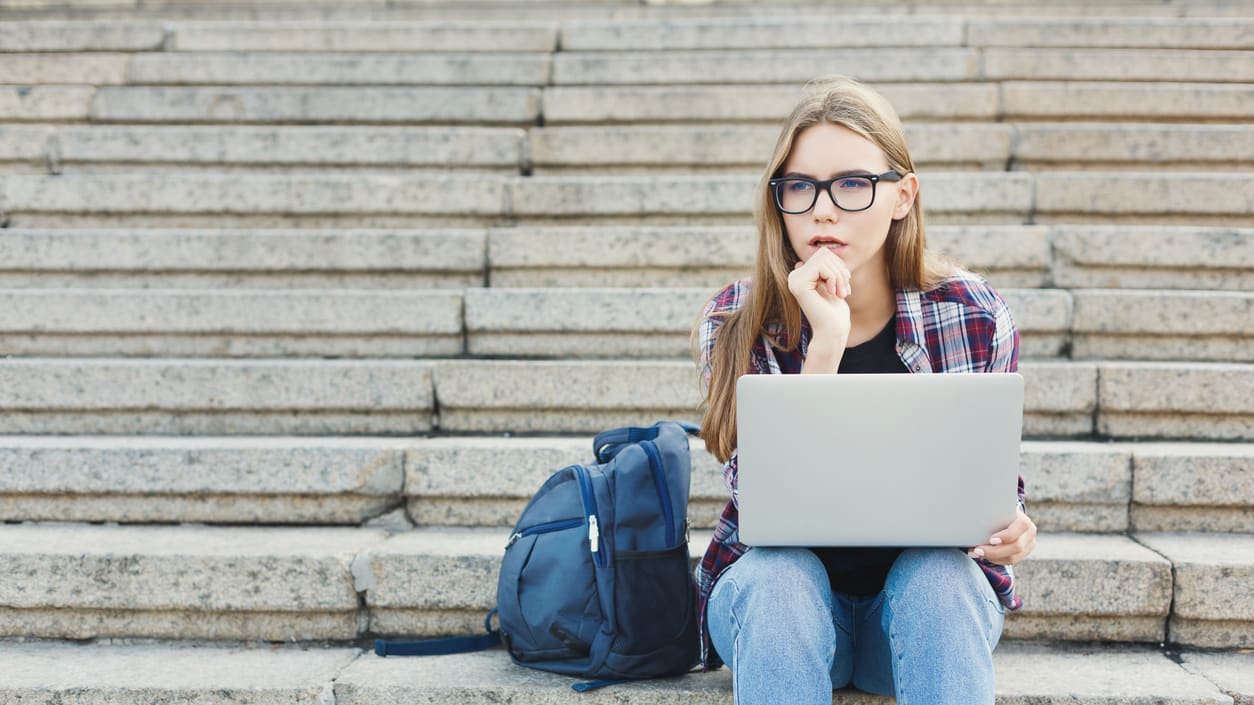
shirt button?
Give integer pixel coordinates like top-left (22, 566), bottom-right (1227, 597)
top-left (913, 364), bottom-right (921, 371)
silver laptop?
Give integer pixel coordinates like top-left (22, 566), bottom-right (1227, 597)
top-left (736, 373), bottom-right (1023, 547)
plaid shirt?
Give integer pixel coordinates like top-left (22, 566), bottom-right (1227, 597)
top-left (695, 268), bottom-right (1027, 670)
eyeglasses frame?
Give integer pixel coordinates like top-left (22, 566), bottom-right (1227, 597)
top-left (768, 170), bottom-right (903, 215)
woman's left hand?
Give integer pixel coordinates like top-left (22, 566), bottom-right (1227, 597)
top-left (967, 508), bottom-right (1036, 566)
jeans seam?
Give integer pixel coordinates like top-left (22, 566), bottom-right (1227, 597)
top-left (881, 588), bottom-right (907, 705)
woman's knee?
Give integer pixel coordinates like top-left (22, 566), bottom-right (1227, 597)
top-left (718, 548), bottom-right (834, 629)
top-left (882, 548), bottom-right (1004, 641)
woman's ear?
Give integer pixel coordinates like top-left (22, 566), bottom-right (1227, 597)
top-left (891, 173), bottom-right (919, 220)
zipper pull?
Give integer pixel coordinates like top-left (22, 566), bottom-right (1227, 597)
top-left (505, 531), bottom-right (522, 550)
top-left (588, 515), bottom-right (600, 555)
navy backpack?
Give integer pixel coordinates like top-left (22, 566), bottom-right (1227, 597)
top-left (376, 421), bottom-right (702, 690)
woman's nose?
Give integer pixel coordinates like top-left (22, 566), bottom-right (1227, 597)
top-left (812, 188), bottom-right (840, 221)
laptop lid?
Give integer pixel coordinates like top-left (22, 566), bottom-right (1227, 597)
top-left (735, 373), bottom-right (1023, 547)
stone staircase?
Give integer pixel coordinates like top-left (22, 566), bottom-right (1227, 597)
top-left (1, 1), bottom-right (1252, 702)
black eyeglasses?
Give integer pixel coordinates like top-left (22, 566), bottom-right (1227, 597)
top-left (768, 171), bottom-right (902, 214)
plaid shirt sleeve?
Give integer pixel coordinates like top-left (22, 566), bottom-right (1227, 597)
top-left (981, 287), bottom-right (1027, 515)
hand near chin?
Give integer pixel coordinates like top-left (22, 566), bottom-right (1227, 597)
top-left (788, 248), bottom-right (852, 343)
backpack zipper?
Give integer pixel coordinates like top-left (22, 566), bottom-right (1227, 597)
top-left (641, 440), bottom-right (676, 546)
top-left (574, 465), bottom-right (607, 569)
top-left (505, 517), bottom-right (584, 550)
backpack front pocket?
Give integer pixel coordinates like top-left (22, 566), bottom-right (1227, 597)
top-left (499, 518), bottom-right (603, 662)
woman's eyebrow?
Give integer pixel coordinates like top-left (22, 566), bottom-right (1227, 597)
top-left (781, 168), bottom-right (878, 179)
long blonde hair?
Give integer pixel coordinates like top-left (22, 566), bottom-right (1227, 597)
top-left (694, 76), bottom-right (954, 464)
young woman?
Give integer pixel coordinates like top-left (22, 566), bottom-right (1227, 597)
top-left (692, 76), bottom-right (1037, 704)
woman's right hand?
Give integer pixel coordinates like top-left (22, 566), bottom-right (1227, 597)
top-left (787, 247), bottom-right (852, 346)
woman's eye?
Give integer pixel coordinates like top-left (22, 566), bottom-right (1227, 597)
top-left (786, 181), bottom-right (815, 193)
top-left (837, 178), bottom-right (870, 190)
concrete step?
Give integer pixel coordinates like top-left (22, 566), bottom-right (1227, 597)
top-left (558, 16), bottom-right (1253, 50)
top-left (0, 20), bottom-right (168, 52)
top-left (5, 123), bottom-right (1245, 175)
top-left (542, 83), bottom-right (1004, 123)
top-left (0, 125), bottom-right (527, 173)
top-left (1131, 445), bottom-right (1254, 533)
top-left (2, 642), bottom-right (1247, 705)
top-left (87, 86), bottom-right (541, 125)
top-left (1071, 290), bottom-right (1254, 362)
top-left (0, 358), bottom-right (436, 435)
top-left (1, 435), bottom-right (1248, 533)
top-left (547, 48), bottom-right (1254, 86)
top-left (0, 173), bottom-right (512, 228)
top-left (1052, 226), bottom-right (1254, 291)
top-left (165, 20), bottom-right (558, 52)
top-left (0, 53), bottom-right (129, 85)
top-left (4, 358), bottom-right (1250, 439)
top-left (1011, 123), bottom-right (1254, 170)
top-left (403, 438), bottom-right (1254, 535)
top-left (529, 123), bottom-right (1253, 173)
top-left (529, 123), bottom-right (1014, 173)
top-left (546, 81), bottom-right (1253, 124)
top-left (1001, 81), bottom-right (1254, 122)
top-left (463, 287), bottom-right (1073, 359)
top-left (122, 52), bottom-right (552, 86)
top-left (0, 85), bottom-right (95, 122)
top-left (3, 225), bottom-right (1247, 293)
top-left (19, 171), bottom-right (1252, 228)
top-left (0, 435), bottom-right (407, 525)
top-left (1, 436), bottom-right (1229, 532)
top-left (982, 48), bottom-right (1254, 83)
top-left (0, 228), bottom-right (486, 289)
top-left (0, 288), bottom-right (465, 357)
top-left (552, 49), bottom-right (981, 85)
top-left (1137, 533), bottom-right (1254, 648)
top-left (0, 523), bottom-right (1201, 645)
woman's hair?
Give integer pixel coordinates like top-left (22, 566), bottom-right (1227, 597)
top-left (694, 76), bottom-right (955, 464)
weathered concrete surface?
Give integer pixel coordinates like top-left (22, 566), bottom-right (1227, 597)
top-left (1131, 444), bottom-right (1254, 533)
top-left (335, 638), bottom-right (1233, 704)
top-left (0, 642), bottom-right (361, 705)
top-left (1071, 290), bottom-right (1254, 362)
top-left (1013, 123), bottom-right (1254, 169)
top-left (0, 228), bottom-right (486, 279)
top-left (0, 289), bottom-right (464, 357)
top-left (1052, 226), bottom-right (1254, 291)
top-left (0, 436), bottom-right (405, 523)
top-left (0, 359), bottom-right (435, 435)
top-left (1136, 532), bottom-right (1254, 649)
top-left (126, 52), bottom-right (552, 86)
top-left (559, 16), bottom-right (963, 50)
top-left (542, 84), bottom-right (1001, 123)
top-left (169, 21), bottom-right (557, 52)
top-left (90, 86), bottom-right (541, 124)
top-left (0, 20), bottom-right (166, 51)
top-left (1002, 81), bottom-right (1254, 121)
top-left (984, 48), bottom-right (1254, 83)
top-left (0, 86), bottom-right (94, 121)
top-left (1182, 651), bottom-right (1254, 705)
top-left (1098, 363), bottom-right (1254, 441)
top-left (967, 18), bottom-right (1254, 49)
top-left (1007, 532), bottom-right (1172, 642)
top-left (552, 48), bottom-right (979, 85)
top-left (7, 125), bottom-right (525, 169)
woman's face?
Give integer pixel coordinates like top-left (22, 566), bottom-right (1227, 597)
top-left (777, 122), bottom-right (917, 279)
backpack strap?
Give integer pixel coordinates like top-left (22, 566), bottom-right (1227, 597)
top-left (593, 422), bottom-right (702, 463)
top-left (374, 608), bottom-right (500, 657)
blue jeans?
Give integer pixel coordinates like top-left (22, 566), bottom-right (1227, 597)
top-left (706, 547), bottom-right (1005, 705)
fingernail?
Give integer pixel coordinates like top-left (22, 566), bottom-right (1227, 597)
top-left (990, 537), bottom-right (1003, 546)
top-left (973, 548), bottom-right (985, 558)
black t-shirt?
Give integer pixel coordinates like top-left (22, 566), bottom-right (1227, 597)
top-left (809, 314), bottom-right (908, 596)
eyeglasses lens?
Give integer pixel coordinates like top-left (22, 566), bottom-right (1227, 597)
top-left (776, 177), bottom-right (875, 213)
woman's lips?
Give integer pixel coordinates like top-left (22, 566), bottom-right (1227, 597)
top-left (809, 237), bottom-right (848, 252)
